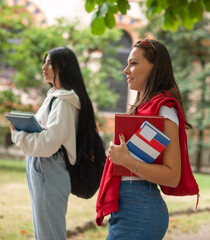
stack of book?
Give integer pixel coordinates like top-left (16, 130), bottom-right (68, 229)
top-left (127, 120), bottom-right (171, 164)
top-left (5, 111), bottom-right (43, 133)
top-left (114, 114), bottom-right (170, 176)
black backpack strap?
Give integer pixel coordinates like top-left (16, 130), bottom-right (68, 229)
top-left (49, 96), bottom-right (57, 112)
top-left (48, 96), bottom-right (72, 169)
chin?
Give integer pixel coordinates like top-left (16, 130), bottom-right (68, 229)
top-left (129, 85), bottom-right (137, 91)
top-left (44, 79), bottom-right (51, 84)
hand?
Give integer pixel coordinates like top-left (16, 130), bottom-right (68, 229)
top-left (39, 121), bottom-right (46, 129)
top-left (9, 122), bottom-right (16, 132)
top-left (108, 133), bottom-right (130, 166)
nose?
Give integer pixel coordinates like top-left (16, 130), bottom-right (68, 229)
top-left (42, 63), bottom-right (46, 71)
top-left (124, 65), bottom-right (129, 74)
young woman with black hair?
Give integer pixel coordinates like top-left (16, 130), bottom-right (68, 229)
top-left (96, 40), bottom-right (199, 240)
top-left (10, 47), bottom-right (97, 240)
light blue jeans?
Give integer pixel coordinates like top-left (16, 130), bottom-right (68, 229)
top-left (107, 180), bottom-right (169, 240)
top-left (26, 151), bottom-right (71, 240)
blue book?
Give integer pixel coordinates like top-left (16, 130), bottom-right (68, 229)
top-left (5, 111), bottom-right (43, 133)
top-left (127, 121), bottom-right (170, 164)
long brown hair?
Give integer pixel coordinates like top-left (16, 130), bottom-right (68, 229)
top-left (127, 39), bottom-right (192, 129)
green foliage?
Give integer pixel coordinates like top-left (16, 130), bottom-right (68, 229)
top-left (0, 9), bottom-right (122, 113)
top-left (0, 5), bottom-right (32, 64)
top-left (85, 0), bottom-right (130, 35)
top-left (7, 23), bottom-right (68, 89)
top-left (189, 63), bottom-right (210, 131)
top-left (145, 0), bottom-right (207, 31)
top-left (85, 0), bottom-right (210, 35)
top-left (0, 90), bottom-right (21, 113)
top-left (68, 23), bottom-right (122, 108)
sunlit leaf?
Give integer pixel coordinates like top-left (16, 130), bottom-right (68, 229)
top-left (105, 11), bottom-right (115, 28)
top-left (163, 8), bottom-right (179, 31)
top-left (91, 17), bottom-right (106, 35)
top-left (117, 0), bottom-right (130, 15)
top-left (85, 0), bottom-right (95, 13)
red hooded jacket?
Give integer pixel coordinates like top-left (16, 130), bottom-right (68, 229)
top-left (96, 93), bottom-right (199, 226)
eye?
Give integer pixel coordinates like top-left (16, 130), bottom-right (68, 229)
top-left (131, 62), bottom-right (137, 66)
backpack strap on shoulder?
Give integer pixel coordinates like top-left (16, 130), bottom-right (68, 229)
top-left (49, 96), bottom-right (57, 112)
top-left (48, 96), bottom-right (72, 168)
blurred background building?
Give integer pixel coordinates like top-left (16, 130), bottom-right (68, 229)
top-left (4, 0), bottom-right (147, 113)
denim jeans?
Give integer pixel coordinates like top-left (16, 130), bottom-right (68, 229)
top-left (107, 180), bottom-right (169, 240)
top-left (26, 151), bottom-right (71, 240)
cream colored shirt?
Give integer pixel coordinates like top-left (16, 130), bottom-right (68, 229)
top-left (11, 88), bottom-right (80, 165)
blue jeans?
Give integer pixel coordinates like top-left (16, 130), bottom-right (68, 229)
top-left (107, 181), bottom-right (169, 240)
top-left (26, 152), bottom-right (71, 240)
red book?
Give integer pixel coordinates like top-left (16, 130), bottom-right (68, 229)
top-left (114, 114), bottom-right (165, 176)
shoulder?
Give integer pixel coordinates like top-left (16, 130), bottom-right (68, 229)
top-left (159, 106), bottom-right (179, 126)
top-left (150, 93), bottom-right (177, 106)
top-left (48, 88), bottom-right (81, 110)
top-left (50, 97), bottom-right (75, 114)
top-left (138, 93), bottom-right (178, 116)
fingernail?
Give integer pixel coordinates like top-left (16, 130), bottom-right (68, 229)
top-left (119, 133), bottom-right (123, 136)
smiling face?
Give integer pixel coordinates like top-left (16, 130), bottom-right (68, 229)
top-left (124, 47), bottom-right (154, 94)
top-left (42, 54), bottom-right (62, 89)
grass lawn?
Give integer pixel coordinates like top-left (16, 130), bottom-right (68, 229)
top-left (0, 158), bottom-right (210, 240)
top-left (73, 211), bottom-right (210, 240)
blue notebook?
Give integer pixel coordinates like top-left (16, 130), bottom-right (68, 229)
top-left (5, 111), bottom-right (43, 133)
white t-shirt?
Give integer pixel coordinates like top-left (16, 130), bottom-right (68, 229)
top-left (122, 106), bottom-right (179, 181)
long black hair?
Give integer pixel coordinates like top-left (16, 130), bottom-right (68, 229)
top-left (128, 40), bottom-right (192, 129)
top-left (44, 47), bottom-right (97, 155)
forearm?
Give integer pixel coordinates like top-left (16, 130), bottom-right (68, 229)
top-left (109, 120), bottom-right (181, 187)
top-left (123, 155), bottom-right (180, 188)
top-left (11, 130), bottom-right (61, 157)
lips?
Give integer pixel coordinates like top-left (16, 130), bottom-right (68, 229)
top-left (127, 77), bottom-right (134, 82)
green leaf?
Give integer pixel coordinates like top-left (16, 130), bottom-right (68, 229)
top-left (106, 0), bottom-right (116, 3)
top-left (85, 0), bottom-right (95, 13)
top-left (189, 1), bottom-right (203, 20)
top-left (146, 1), bottom-right (159, 19)
top-left (204, 0), bottom-right (210, 11)
top-left (97, 3), bottom-right (108, 18)
top-left (179, 8), bottom-right (195, 29)
top-left (108, 4), bottom-right (118, 13)
top-left (163, 8), bottom-right (179, 31)
top-left (167, 0), bottom-right (187, 10)
top-left (146, 0), bottom-right (167, 15)
top-left (146, 0), bottom-right (154, 8)
top-left (91, 16), bottom-right (106, 35)
top-left (90, 11), bottom-right (97, 24)
top-left (117, 0), bottom-right (130, 15)
top-left (105, 11), bottom-right (115, 28)
top-left (96, 0), bottom-right (105, 4)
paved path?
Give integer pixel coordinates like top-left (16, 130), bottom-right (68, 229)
top-left (167, 223), bottom-right (210, 240)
